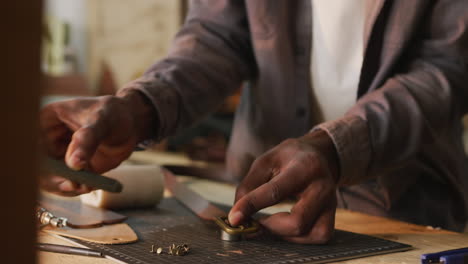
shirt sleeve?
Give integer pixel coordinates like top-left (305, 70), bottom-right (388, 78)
top-left (316, 0), bottom-right (468, 185)
top-left (117, 0), bottom-right (256, 141)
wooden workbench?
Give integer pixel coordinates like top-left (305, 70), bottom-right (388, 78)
top-left (38, 151), bottom-right (468, 263)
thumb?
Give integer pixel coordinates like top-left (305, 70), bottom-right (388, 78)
top-left (65, 124), bottom-right (107, 170)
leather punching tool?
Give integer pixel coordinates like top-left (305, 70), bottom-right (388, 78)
top-left (163, 169), bottom-right (260, 241)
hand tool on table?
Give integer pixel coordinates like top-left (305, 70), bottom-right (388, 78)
top-left (44, 157), bottom-right (123, 193)
top-left (163, 169), bottom-right (259, 241)
top-left (37, 195), bottom-right (138, 244)
top-left (421, 247), bottom-right (468, 264)
top-left (37, 195), bottom-right (127, 228)
top-left (163, 164), bottom-right (235, 183)
top-left (38, 243), bottom-right (104, 258)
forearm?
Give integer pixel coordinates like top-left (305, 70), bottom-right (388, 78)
top-left (317, 0), bottom-right (468, 185)
top-left (119, 0), bottom-right (256, 140)
top-left (319, 60), bottom-right (467, 185)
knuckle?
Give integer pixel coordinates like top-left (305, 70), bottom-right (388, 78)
top-left (281, 138), bottom-right (300, 150)
top-left (252, 154), bottom-right (270, 169)
top-left (312, 179), bottom-right (327, 192)
top-left (311, 227), bottom-right (333, 244)
top-left (92, 108), bottom-right (110, 125)
top-left (270, 167), bottom-right (281, 177)
top-left (53, 103), bottom-right (71, 118)
top-left (71, 130), bottom-right (86, 143)
top-left (235, 186), bottom-right (248, 201)
top-left (72, 126), bottom-right (94, 143)
top-left (244, 194), bottom-right (259, 214)
top-left (268, 180), bottom-right (282, 203)
top-left (99, 95), bottom-right (116, 105)
top-left (250, 158), bottom-right (263, 170)
top-left (283, 138), bottom-right (298, 145)
top-left (67, 98), bottom-right (89, 112)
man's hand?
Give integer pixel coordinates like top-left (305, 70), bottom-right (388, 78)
top-left (228, 130), bottom-right (339, 244)
top-left (39, 91), bottom-right (156, 196)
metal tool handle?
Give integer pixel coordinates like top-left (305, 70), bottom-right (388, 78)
top-left (38, 243), bottom-right (103, 258)
top-left (37, 207), bottom-right (67, 228)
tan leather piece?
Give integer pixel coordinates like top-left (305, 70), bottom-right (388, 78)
top-left (42, 223), bottom-right (138, 244)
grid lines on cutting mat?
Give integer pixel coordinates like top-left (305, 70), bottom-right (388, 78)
top-left (69, 199), bottom-right (411, 264)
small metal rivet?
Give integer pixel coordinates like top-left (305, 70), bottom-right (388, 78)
top-left (156, 247), bottom-right (163, 255)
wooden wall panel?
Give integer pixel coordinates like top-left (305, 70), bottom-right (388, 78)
top-left (87, 0), bottom-right (183, 90)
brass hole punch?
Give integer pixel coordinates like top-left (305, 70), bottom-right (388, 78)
top-left (214, 216), bottom-right (260, 241)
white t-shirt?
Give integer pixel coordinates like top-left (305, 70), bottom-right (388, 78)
top-left (310, 0), bottom-right (373, 121)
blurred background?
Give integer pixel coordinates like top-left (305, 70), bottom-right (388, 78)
top-left (42, 0), bottom-right (240, 164)
top-left (42, 0), bottom-right (468, 159)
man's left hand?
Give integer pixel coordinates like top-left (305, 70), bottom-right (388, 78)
top-left (228, 130), bottom-right (339, 244)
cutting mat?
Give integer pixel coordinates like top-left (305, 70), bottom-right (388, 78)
top-left (67, 198), bottom-right (411, 264)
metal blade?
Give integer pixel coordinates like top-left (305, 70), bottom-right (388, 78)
top-left (163, 164), bottom-right (235, 183)
top-left (163, 169), bottom-right (226, 220)
top-left (44, 157), bottom-right (123, 193)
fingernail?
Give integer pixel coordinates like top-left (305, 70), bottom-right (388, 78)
top-left (228, 211), bottom-right (244, 226)
top-left (67, 151), bottom-right (85, 170)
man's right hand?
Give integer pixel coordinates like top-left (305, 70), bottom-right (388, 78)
top-left (39, 91), bottom-right (156, 196)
